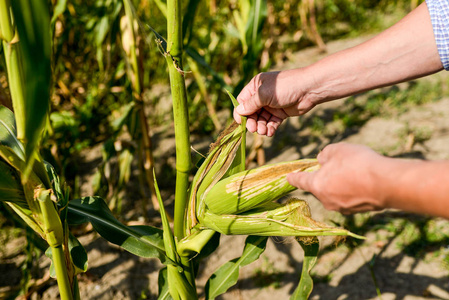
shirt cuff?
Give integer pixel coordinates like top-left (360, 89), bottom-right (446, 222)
top-left (427, 0), bottom-right (449, 70)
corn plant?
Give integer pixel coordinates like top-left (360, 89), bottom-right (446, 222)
top-left (0, 0), bottom-right (363, 299)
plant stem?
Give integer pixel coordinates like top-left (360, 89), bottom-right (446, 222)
top-left (0, 0), bottom-right (26, 141)
top-left (166, 0), bottom-right (191, 242)
top-left (123, 0), bottom-right (160, 215)
top-left (52, 245), bottom-right (74, 300)
top-left (38, 189), bottom-right (73, 300)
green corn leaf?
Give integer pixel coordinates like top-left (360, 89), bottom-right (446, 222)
top-left (0, 105), bottom-right (24, 160)
top-left (157, 267), bottom-right (173, 300)
top-left (182, 0), bottom-right (200, 46)
top-left (185, 47), bottom-right (230, 90)
top-left (291, 239), bottom-right (320, 300)
top-left (118, 148), bottom-right (133, 188)
top-left (45, 247), bottom-right (56, 278)
top-left (147, 25), bottom-right (167, 54)
top-left (51, 0), bottom-right (68, 26)
top-left (68, 232), bottom-right (88, 275)
top-left (0, 159), bottom-right (26, 206)
top-left (152, 170), bottom-right (197, 300)
top-left (110, 102), bottom-right (135, 133)
top-left (246, 0), bottom-right (267, 56)
top-left (152, 0), bottom-right (167, 18)
top-left (152, 170), bottom-right (177, 263)
top-left (11, 0), bottom-right (51, 165)
top-left (205, 236), bottom-right (267, 300)
top-left (67, 196), bottom-right (173, 265)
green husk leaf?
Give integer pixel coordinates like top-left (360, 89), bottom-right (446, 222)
top-left (205, 159), bottom-right (319, 215)
top-left (205, 236), bottom-right (267, 300)
top-left (187, 122), bottom-right (244, 230)
top-left (225, 90), bottom-right (246, 176)
top-left (201, 199), bottom-right (364, 239)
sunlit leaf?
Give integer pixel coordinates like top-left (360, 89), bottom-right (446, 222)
top-left (45, 247), bottom-right (57, 278)
top-left (11, 0), bottom-right (51, 165)
top-left (0, 105), bottom-right (24, 160)
top-left (68, 232), bottom-right (88, 275)
top-left (51, 0), bottom-right (68, 25)
top-left (291, 239), bottom-right (320, 300)
top-left (67, 196), bottom-right (172, 265)
top-left (205, 236), bottom-right (267, 299)
top-left (0, 159), bottom-right (26, 206)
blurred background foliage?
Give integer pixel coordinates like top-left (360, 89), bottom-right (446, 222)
top-left (0, 0), bottom-right (424, 214)
top-left (0, 0), bottom-right (424, 217)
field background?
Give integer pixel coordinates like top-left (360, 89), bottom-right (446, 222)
top-left (1, 0), bottom-right (449, 299)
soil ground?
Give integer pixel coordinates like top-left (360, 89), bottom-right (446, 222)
top-left (2, 34), bottom-right (449, 300)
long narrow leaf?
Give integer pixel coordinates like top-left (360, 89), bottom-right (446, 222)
top-left (11, 0), bottom-right (51, 164)
top-left (67, 196), bottom-right (172, 265)
top-left (291, 239), bottom-right (320, 300)
top-left (205, 236), bottom-right (268, 299)
top-left (157, 267), bottom-right (173, 300)
top-left (50, 0), bottom-right (68, 25)
top-left (0, 105), bottom-right (25, 159)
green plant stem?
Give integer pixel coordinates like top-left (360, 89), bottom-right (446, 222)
top-left (52, 246), bottom-right (74, 300)
top-left (0, 0), bottom-right (14, 41)
top-left (166, 0), bottom-right (191, 242)
top-left (38, 189), bottom-right (73, 300)
top-left (154, 170), bottom-right (197, 299)
top-left (0, 0), bottom-right (26, 141)
top-left (177, 229), bottom-right (216, 256)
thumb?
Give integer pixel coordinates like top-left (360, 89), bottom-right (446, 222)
top-left (235, 94), bottom-right (263, 116)
top-left (286, 171), bottom-right (315, 192)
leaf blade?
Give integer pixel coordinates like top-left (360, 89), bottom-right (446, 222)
top-left (67, 196), bottom-right (172, 265)
top-left (205, 236), bottom-right (268, 299)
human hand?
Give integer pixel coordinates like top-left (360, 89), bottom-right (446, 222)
top-left (233, 70), bottom-right (316, 137)
top-left (287, 143), bottom-right (388, 214)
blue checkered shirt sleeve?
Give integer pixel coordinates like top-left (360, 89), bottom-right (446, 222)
top-left (427, 0), bottom-right (449, 70)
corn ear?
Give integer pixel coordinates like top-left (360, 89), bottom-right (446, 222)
top-left (203, 159), bottom-right (319, 215)
top-left (200, 198), bottom-right (363, 239)
top-left (186, 122), bottom-right (244, 231)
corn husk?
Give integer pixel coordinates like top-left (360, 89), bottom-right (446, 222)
top-left (203, 159), bottom-right (319, 215)
top-left (186, 122), bottom-right (244, 230)
top-left (200, 198), bottom-right (363, 239)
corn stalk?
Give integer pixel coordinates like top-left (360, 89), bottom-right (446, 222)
top-left (122, 0), bottom-right (160, 216)
top-left (164, 0), bottom-right (197, 297)
top-left (165, 0), bottom-right (191, 243)
top-left (0, 1), bottom-right (78, 298)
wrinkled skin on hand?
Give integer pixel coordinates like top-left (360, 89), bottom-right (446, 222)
top-left (233, 70), bottom-right (316, 137)
top-left (286, 143), bottom-right (388, 214)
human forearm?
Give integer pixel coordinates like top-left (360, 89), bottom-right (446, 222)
top-left (234, 2), bottom-right (444, 135)
top-left (288, 143), bottom-right (449, 219)
top-left (301, 2), bottom-right (443, 106)
top-left (380, 158), bottom-right (449, 219)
